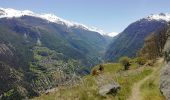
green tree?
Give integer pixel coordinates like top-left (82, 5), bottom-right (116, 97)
top-left (119, 57), bottom-right (131, 70)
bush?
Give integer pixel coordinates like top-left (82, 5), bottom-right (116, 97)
top-left (119, 57), bottom-right (131, 70)
top-left (91, 69), bottom-right (99, 76)
top-left (99, 64), bottom-right (104, 72)
top-left (2, 86), bottom-right (28, 100)
top-left (136, 57), bottom-right (146, 65)
top-left (38, 51), bottom-right (48, 56)
top-left (146, 60), bottom-right (154, 66)
top-left (164, 51), bottom-right (170, 62)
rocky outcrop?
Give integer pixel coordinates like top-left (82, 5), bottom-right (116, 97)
top-left (160, 25), bottom-right (170, 100)
top-left (95, 74), bottom-right (121, 96)
top-left (99, 82), bottom-right (120, 96)
top-left (160, 62), bottom-right (170, 100)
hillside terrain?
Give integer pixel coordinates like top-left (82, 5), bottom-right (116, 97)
top-left (0, 8), bottom-right (170, 100)
top-left (33, 58), bottom-right (164, 100)
top-left (128, 59), bottom-right (165, 100)
top-left (105, 13), bottom-right (169, 62)
top-left (33, 17), bottom-right (170, 100)
top-left (0, 8), bottom-right (111, 99)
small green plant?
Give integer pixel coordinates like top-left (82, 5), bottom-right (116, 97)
top-left (119, 56), bottom-right (131, 70)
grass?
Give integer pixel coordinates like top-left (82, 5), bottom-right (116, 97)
top-left (140, 61), bottom-right (165, 100)
top-left (114, 68), bottom-right (152, 100)
top-left (33, 61), bottom-right (155, 100)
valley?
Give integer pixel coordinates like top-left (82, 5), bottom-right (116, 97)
top-left (0, 6), bottom-right (170, 100)
top-left (33, 58), bottom-right (164, 100)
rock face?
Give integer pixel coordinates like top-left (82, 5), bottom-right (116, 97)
top-left (99, 82), bottom-right (120, 96)
top-left (160, 62), bottom-right (170, 100)
top-left (160, 25), bottom-right (170, 100)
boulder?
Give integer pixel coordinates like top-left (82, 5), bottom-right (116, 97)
top-left (160, 27), bottom-right (170, 100)
top-left (160, 62), bottom-right (170, 100)
top-left (99, 82), bottom-right (120, 96)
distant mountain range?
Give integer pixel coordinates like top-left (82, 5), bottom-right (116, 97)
top-left (0, 7), bottom-right (170, 99)
top-left (0, 8), bottom-right (113, 99)
top-left (0, 8), bottom-right (110, 36)
top-left (0, 8), bottom-right (113, 67)
top-left (105, 13), bottom-right (170, 61)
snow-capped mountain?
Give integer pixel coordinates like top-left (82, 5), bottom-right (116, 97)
top-left (0, 7), bottom-right (111, 69)
top-left (144, 13), bottom-right (170, 22)
top-left (0, 7), bottom-right (114, 97)
top-left (105, 13), bottom-right (170, 62)
top-left (105, 32), bottom-right (119, 37)
top-left (0, 8), bottom-right (105, 35)
top-left (104, 13), bottom-right (170, 37)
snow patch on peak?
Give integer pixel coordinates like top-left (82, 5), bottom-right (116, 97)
top-left (146, 13), bottom-right (170, 22)
top-left (39, 14), bottom-right (76, 27)
top-left (0, 8), bottom-right (34, 18)
top-left (104, 32), bottom-right (119, 37)
top-left (0, 7), bottom-right (106, 35)
top-left (86, 26), bottom-right (105, 35)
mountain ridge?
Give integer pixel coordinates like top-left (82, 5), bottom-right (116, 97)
top-left (0, 8), bottom-right (108, 36)
top-left (0, 8), bottom-right (113, 99)
top-left (105, 13), bottom-right (169, 62)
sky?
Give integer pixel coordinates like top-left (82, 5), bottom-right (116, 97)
top-left (0, 0), bottom-right (170, 35)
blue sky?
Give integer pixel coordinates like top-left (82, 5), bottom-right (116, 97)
top-left (0, 0), bottom-right (170, 33)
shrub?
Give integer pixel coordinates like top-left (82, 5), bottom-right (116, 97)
top-left (98, 64), bottom-right (104, 72)
top-left (38, 51), bottom-right (48, 56)
top-left (91, 69), bottom-right (99, 76)
top-left (119, 57), bottom-right (131, 70)
top-left (2, 86), bottom-right (28, 100)
top-left (136, 57), bottom-right (146, 65)
top-left (164, 51), bottom-right (170, 62)
top-left (146, 60), bottom-right (154, 66)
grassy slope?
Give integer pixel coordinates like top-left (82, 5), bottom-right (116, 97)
top-left (140, 59), bottom-right (166, 100)
top-left (33, 60), bottom-right (161, 100)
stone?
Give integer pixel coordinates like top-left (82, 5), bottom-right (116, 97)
top-left (160, 62), bottom-right (170, 100)
top-left (160, 29), bottom-right (170, 100)
top-left (99, 82), bottom-right (120, 96)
